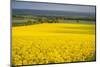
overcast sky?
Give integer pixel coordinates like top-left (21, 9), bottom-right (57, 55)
top-left (12, 1), bottom-right (95, 13)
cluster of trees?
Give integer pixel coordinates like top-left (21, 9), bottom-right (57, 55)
top-left (36, 17), bottom-right (59, 23)
top-left (12, 15), bottom-right (95, 26)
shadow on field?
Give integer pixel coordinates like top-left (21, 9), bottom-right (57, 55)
top-left (60, 26), bottom-right (95, 30)
top-left (51, 29), bottom-right (95, 34)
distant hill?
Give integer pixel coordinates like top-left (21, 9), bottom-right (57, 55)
top-left (12, 9), bottom-right (95, 18)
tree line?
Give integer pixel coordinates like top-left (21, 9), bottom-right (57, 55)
top-left (12, 15), bottom-right (95, 26)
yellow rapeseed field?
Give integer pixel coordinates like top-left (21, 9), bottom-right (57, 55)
top-left (12, 23), bottom-right (95, 66)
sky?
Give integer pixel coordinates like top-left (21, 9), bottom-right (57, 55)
top-left (12, 1), bottom-right (95, 13)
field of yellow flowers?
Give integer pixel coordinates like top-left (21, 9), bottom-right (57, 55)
top-left (12, 23), bottom-right (96, 66)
